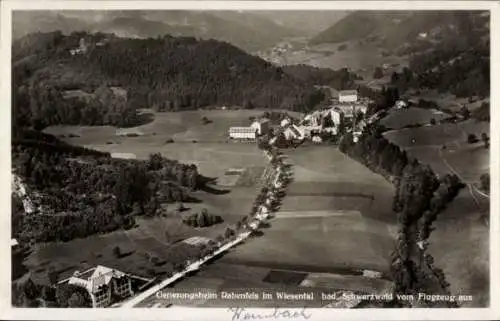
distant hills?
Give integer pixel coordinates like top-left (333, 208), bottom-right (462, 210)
top-left (309, 11), bottom-right (489, 48)
top-left (13, 10), bottom-right (342, 52)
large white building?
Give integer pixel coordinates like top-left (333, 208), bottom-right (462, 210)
top-left (60, 265), bottom-right (133, 308)
top-left (338, 90), bottom-right (358, 103)
top-left (228, 127), bottom-right (257, 140)
top-left (250, 118), bottom-right (270, 135)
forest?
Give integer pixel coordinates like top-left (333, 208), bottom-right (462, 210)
top-left (12, 133), bottom-right (201, 243)
top-left (339, 124), bottom-right (464, 306)
top-left (11, 31), bottom-right (354, 133)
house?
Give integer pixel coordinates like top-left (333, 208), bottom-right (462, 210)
top-left (283, 125), bottom-right (304, 141)
top-left (69, 38), bottom-right (88, 56)
top-left (280, 118), bottom-right (291, 127)
top-left (60, 265), bottom-right (133, 307)
top-left (354, 104), bottom-right (368, 115)
top-left (312, 136), bottom-right (323, 143)
top-left (329, 108), bottom-right (343, 126)
top-left (335, 105), bottom-right (355, 119)
top-left (11, 238), bottom-right (19, 248)
top-left (251, 118), bottom-right (270, 135)
top-left (395, 100), bottom-right (408, 109)
top-left (228, 127), bottom-right (257, 140)
top-left (338, 90), bottom-right (358, 103)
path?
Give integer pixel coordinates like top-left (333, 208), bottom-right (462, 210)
top-left (119, 149), bottom-right (292, 308)
top-left (437, 147), bottom-right (489, 212)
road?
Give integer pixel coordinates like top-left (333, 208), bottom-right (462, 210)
top-left (119, 150), bottom-right (291, 308)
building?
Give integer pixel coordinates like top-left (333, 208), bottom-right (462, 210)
top-left (335, 105), bottom-right (355, 119)
top-left (60, 265), bottom-right (133, 307)
top-left (396, 100), bottom-right (408, 109)
top-left (354, 104), bottom-right (368, 115)
top-left (283, 125), bottom-right (304, 141)
top-left (330, 108), bottom-right (343, 126)
top-left (228, 127), bottom-right (257, 140)
top-left (251, 118), bottom-right (270, 135)
top-left (338, 90), bottom-right (358, 103)
top-left (69, 38), bottom-right (88, 56)
top-left (280, 118), bottom-right (291, 127)
top-left (312, 136), bottom-right (323, 143)
top-left (11, 238), bottom-right (19, 248)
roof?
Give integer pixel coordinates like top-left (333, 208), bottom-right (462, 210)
top-left (253, 117), bottom-right (269, 124)
top-left (339, 90), bottom-right (358, 96)
top-left (229, 127), bottom-right (257, 133)
top-left (69, 265), bottom-right (127, 293)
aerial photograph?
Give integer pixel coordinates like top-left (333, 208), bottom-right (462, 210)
top-left (10, 8), bottom-right (490, 310)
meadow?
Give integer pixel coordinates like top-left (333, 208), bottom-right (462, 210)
top-left (199, 146), bottom-right (399, 295)
top-left (25, 110), bottom-right (278, 284)
top-left (380, 107), bottom-right (450, 129)
top-left (382, 119), bottom-right (490, 307)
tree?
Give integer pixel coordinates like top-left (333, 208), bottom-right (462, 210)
top-left (467, 133), bottom-right (478, 144)
top-left (430, 118), bottom-right (437, 125)
top-left (460, 105), bottom-right (470, 120)
top-left (67, 291), bottom-right (88, 308)
top-left (224, 226), bottom-right (235, 239)
top-left (373, 67), bottom-right (384, 79)
top-left (481, 133), bottom-right (489, 148)
top-left (113, 246), bottom-right (122, 258)
top-left (480, 173), bottom-right (490, 193)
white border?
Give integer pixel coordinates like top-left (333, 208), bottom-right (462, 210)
top-left (1, 1), bottom-right (499, 320)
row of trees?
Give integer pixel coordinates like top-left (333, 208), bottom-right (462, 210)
top-left (12, 277), bottom-right (92, 308)
top-left (339, 124), bottom-right (464, 305)
top-left (12, 135), bottom-right (201, 243)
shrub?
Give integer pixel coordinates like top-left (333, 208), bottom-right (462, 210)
top-left (112, 246), bottom-right (121, 258)
top-left (373, 67), bottom-right (384, 79)
top-left (480, 173), bottom-right (490, 193)
top-left (182, 209), bottom-right (223, 228)
top-left (467, 133), bottom-right (478, 144)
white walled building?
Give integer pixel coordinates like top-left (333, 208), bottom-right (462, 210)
top-left (61, 265), bottom-right (133, 308)
top-left (251, 118), bottom-right (270, 135)
top-left (338, 90), bottom-right (358, 103)
top-left (330, 108), bottom-right (343, 126)
top-left (280, 118), bottom-right (291, 127)
top-left (229, 127), bottom-right (257, 140)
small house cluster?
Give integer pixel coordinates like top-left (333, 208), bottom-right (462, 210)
top-left (272, 90), bottom-right (370, 145)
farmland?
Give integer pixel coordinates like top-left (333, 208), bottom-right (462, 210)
top-left (149, 144), bottom-right (397, 307)
top-left (22, 110), bottom-right (279, 284)
top-left (380, 107), bottom-right (450, 129)
top-left (382, 118), bottom-right (490, 307)
top-left (220, 146), bottom-right (397, 273)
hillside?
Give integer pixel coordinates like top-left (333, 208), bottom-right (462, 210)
top-left (12, 10), bottom-right (298, 52)
top-left (13, 32), bottom-right (358, 131)
top-left (309, 11), bottom-right (487, 48)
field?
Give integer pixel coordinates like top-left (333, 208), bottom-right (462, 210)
top-left (153, 145), bottom-right (397, 306)
top-left (45, 109), bottom-right (301, 177)
top-left (382, 119), bottom-right (490, 307)
top-left (404, 89), bottom-right (490, 112)
top-left (280, 41), bottom-right (408, 77)
top-left (220, 146), bottom-right (397, 274)
top-left (380, 107), bottom-right (450, 129)
top-left (23, 110), bottom-right (280, 284)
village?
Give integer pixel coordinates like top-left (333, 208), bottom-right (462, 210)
top-left (228, 89), bottom-right (379, 146)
